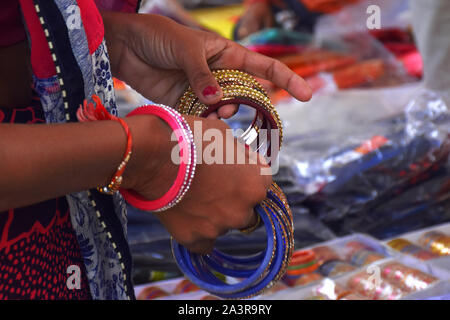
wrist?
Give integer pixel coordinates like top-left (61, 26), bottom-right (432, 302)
top-left (121, 114), bottom-right (178, 198)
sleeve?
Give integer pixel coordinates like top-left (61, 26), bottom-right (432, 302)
top-left (94, 0), bottom-right (141, 13)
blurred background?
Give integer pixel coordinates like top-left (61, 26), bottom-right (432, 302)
top-left (114, 0), bottom-right (450, 300)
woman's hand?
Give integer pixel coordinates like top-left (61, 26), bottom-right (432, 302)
top-left (102, 12), bottom-right (311, 119)
top-left (236, 2), bottom-right (275, 40)
top-left (101, 12), bottom-right (311, 254)
top-left (124, 115), bottom-right (272, 254)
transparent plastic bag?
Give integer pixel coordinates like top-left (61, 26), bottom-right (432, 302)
top-left (314, 0), bottom-right (411, 44)
top-left (275, 88), bottom-right (450, 238)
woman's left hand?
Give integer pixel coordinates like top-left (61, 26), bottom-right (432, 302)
top-left (102, 12), bottom-right (312, 119)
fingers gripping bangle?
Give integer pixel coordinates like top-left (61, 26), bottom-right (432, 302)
top-left (77, 96), bottom-right (133, 195)
top-left (179, 70), bottom-right (283, 161)
top-left (173, 70), bottom-right (294, 299)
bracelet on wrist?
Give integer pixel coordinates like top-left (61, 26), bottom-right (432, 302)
top-left (120, 104), bottom-right (197, 213)
top-left (77, 95), bottom-right (133, 195)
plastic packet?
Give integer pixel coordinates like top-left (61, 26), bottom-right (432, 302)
top-left (314, 0), bottom-right (411, 44)
top-left (274, 88), bottom-right (450, 238)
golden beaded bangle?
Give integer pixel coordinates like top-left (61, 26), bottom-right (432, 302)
top-left (178, 69), bottom-right (283, 151)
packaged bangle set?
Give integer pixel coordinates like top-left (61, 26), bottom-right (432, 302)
top-left (124, 69), bottom-right (450, 300)
top-left (385, 223), bottom-right (450, 260)
top-left (134, 226), bottom-right (450, 300)
top-left (257, 230), bottom-right (450, 300)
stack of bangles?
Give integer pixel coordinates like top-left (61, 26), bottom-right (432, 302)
top-left (178, 69), bottom-right (283, 158)
top-left (387, 238), bottom-right (439, 260)
top-left (418, 231), bottom-right (450, 256)
top-left (173, 70), bottom-right (293, 299)
top-left (283, 249), bottom-right (318, 286)
top-left (77, 69), bottom-right (294, 299)
top-left (77, 96), bottom-right (197, 212)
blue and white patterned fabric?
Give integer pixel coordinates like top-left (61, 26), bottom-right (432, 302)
top-left (23, 0), bottom-right (136, 299)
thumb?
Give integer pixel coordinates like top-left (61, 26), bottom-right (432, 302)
top-left (183, 52), bottom-right (223, 105)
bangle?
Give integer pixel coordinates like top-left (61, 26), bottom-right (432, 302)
top-left (119, 104), bottom-right (197, 212)
top-left (77, 95), bottom-right (133, 195)
top-left (179, 69), bottom-right (283, 162)
top-left (171, 188), bottom-right (293, 299)
top-left (239, 214), bottom-right (262, 234)
top-left (172, 70), bottom-right (294, 299)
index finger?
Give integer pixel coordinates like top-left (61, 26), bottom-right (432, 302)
top-left (210, 42), bottom-right (313, 102)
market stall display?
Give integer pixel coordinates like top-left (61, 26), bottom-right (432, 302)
top-left (135, 225), bottom-right (450, 300)
top-left (116, 0), bottom-right (450, 301)
top-left (385, 223), bottom-right (450, 262)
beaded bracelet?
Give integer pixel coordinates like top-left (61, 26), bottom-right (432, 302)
top-left (77, 97), bottom-right (197, 211)
top-left (77, 95), bottom-right (133, 195)
top-left (120, 105), bottom-right (197, 212)
top-left (172, 69), bottom-right (294, 299)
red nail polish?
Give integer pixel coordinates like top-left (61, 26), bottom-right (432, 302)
top-left (202, 86), bottom-right (218, 97)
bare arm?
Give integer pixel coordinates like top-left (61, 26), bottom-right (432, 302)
top-left (0, 114), bottom-right (174, 211)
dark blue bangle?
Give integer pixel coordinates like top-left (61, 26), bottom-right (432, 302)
top-left (172, 204), bottom-right (276, 295)
top-left (211, 249), bottom-right (266, 266)
top-left (186, 204), bottom-right (285, 299)
top-left (171, 188), bottom-right (293, 299)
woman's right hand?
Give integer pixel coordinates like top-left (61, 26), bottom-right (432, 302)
top-left (237, 2), bottom-right (275, 40)
top-left (123, 114), bottom-right (272, 254)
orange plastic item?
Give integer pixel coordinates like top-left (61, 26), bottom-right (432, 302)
top-left (294, 273), bottom-right (323, 286)
top-left (333, 59), bottom-right (385, 89)
top-left (173, 279), bottom-right (200, 294)
top-left (281, 51), bottom-right (356, 78)
top-left (291, 249), bottom-right (316, 265)
top-left (137, 286), bottom-right (169, 300)
top-left (301, 0), bottom-right (361, 14)
top-left (113, 77), bottom-right (127, 90)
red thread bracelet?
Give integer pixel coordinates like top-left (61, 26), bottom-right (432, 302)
top-left (77, 95), bottom-right (133, 195)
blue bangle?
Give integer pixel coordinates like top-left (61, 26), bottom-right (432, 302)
top-left (185, 204), bottom-right (285, 299)
top-left (202, 255), bottom-right (258, 278)
top-left (218, 203), bottom-right (288, 299)
top-left (172, 204), bottom-right (276, 295)
top-left (211, 249), bottom-right (266, 266)
top-left (171, 189), bottom-right (293, 299)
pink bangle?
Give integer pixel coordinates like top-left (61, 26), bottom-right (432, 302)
top-left (120, 105), bottom-right (196, 212)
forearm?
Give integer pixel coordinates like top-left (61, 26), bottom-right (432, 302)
top-left (0, 114), bottom-right (173, 211)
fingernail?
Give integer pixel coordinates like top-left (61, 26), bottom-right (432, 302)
top-left (202, 86), bottom-right (219, 97)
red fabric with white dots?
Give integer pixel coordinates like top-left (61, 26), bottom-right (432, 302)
top-left (0, 101), bottom-right (92, 300)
